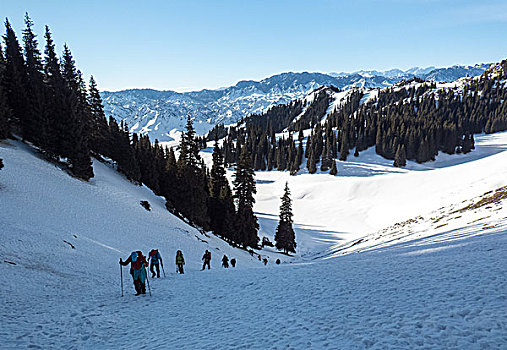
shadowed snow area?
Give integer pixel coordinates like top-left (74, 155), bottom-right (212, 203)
top-left (1, 132), bottom-right (507, 348)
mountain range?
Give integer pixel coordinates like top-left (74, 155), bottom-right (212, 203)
top-left (101, 64), bottom-right (490, 142)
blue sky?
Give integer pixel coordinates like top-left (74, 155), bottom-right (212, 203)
top-left (2, 0), bottom-right (507, 92)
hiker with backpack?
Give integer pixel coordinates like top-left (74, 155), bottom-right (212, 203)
top-left (202, 250), bottom-right (211, 270)
top-left (222, 254), bottom-right (229, 268)
top-left (230, 258), bottom-right (236, 268)
top-left (148, 249), bottom-right (163, 278)
top-left (176, 250), bottom-right (185, 274)
top-left (120, 251), bottom-right (148, 296)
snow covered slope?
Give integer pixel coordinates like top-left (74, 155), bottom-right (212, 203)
top-left (1, 131), bottom-right (506, 348)
top-left (101, 65), bottom-right (489, 142)
top-left (252, 132), bottom-right (507, 255)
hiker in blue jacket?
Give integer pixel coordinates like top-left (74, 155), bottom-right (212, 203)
top-left (120, 251), bottom-right (148, 295)
top-left (148, 249), bottom-right (163, 278)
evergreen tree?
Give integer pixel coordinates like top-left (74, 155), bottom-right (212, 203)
top-left (3, 19), bottom-right (29, 136)
top-left (274, 182), bottom-right (296, 254)
top-left (208, 139), bottom-right (235, 238)
top-left (59, 44), bottom-right (93, 180)
top-left (22, 13), bottom-right (48, 146)
top-left (0, 42), bottom-right (12, 139)
top-left (219, 184), bottom-right (237, 243)
top-left (339, 131), bottom-right (349, 161)
top-left (233, 147), bottom-right (259, 248)
top-left (209, 139), bottom-right (228, 198)
top-left (393, 144), bottom-right (406, 167)
top-left (329, 159), bottom-right (338, 175)
top-left (159, 146), bottom-right (177, 209)
top-left (87, 75), bottom-right (110, 155)
top-left (42, 25), bottom-right (64, 156)
top-left (307, 151), bottom-right (317, 174)
top-left (175, 115), bottom-right (210, 229)
top-left (179, 115), bottom-right (201, 167)
top-left (110, 117), bottom-right (140, 182)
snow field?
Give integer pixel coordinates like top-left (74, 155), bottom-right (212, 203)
top-left (1, 130), bottom-right (507, 348)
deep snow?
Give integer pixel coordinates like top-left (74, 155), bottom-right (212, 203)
top-left (1, 131), bottom-right (507, 348)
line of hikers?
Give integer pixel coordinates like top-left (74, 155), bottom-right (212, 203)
top-left (120, 249), bottom-right (237, 296)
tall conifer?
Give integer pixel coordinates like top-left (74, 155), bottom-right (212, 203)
top-left (274, 182), bottom-right (296, 254)
top-left (3, 19), bottom-right (28, 136)
top-left (233, 147), bottom-right (259, 248)
top-left (176, 115), bottom-right (209, 229)
top-left (22, 13), bottom-right (48, 146)
top-left (0, 43), bottom-right (12, 139)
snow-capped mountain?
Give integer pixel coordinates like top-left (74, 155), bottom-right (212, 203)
top-left (329, 64), bottom-right (488, 80)
top-left (101, 64), bottom-right (490, 142)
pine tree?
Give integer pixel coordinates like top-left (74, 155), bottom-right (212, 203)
top-left (393, 144), bottom-right (406, 167)
top-left (339, 131), bottom-right (349, 161)
top-left (3, 19), bottom-right (29, 137)
top-left (274, 182), bottom-right (296, 254)
top-left (60, 44), bottom-right (94, 180)
top-left (42, 25), bottom-right (64, 156)
top-left (208, 139), bottom-right (236, 238)
top-left (233, 147), bottom-right (259, 248)
top-left (329, 159), bottom-right (338, 175)
top-left (87, 75), bottom-right (109, 156)
top-left (219, 184), bottom-right (237, 243)
top-left (159, 146), bottom-right (177, 209)
top-left (175, 115), bottom-right (210, 229)
top-left (179, 115), bottom-right (201, 168)
top-left (307, 151), bottom-right (317, 174)
top-left (0, 42), bottom-right (12, 139)
top-left (22, 13), bottom-right (48, 146)
top-left (110, 117), bottom-right (140, 182)
top-left (209, 139), bottom-right (228, 198)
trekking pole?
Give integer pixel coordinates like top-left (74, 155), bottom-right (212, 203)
top-left (161, 263), bottom-right (166, 278)
top-left (145, 268), bottom-right (152, 297)
top-left (120, 263), bottom-right (124, 297)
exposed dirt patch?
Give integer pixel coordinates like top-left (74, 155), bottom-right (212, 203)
top-left (455, 186), bottom-right (507, 213)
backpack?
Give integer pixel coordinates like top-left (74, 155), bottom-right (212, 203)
top-left (150, 249), bottom-right (159, 263)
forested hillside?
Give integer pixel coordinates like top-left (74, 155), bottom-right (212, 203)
top-left (210, 61), bottom-right (507, 173)
top-left (0, 15), bottom-right (260, 250)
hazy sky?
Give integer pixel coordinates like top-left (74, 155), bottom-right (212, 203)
top-left (2, 0), bottom-right (507, 92)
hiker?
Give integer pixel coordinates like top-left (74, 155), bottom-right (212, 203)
top-left (222, 254), bottom-right (229, 268)
top-left (120, 251), bottom-right (148, 296)
top-left (202, 250), bottom-right (211, 270)
top-left (263, 257), bottom-right (268, 266)
top-left (276, 258), bottom-right (281, 265)
top-left (148, 249), bottom-right (163, 278)
top-left (176, 250), bottom-right (185, 274)
top-left (230, 258), bottom-right (236, 268)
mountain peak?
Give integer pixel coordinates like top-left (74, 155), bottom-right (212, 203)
top-left (101, 63), bottom-right (490, 141)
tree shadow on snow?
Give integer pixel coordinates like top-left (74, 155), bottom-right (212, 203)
top-left (255, 211), bottom-right (346, 258)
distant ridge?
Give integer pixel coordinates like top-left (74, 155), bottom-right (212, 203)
top-left (101, 63), bottom-right (490, 141)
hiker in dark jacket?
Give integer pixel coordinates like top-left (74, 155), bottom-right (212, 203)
top-left (222, 254), bottom-right (229, 268)
top-left (230, 258), bottom-right (236, 268)
top-left (202, 250), bottom-right (211, 270)
top-left (148, 249), bottom-right (163, 278)
top-left (120, 251), bottom-right (148, 296)
top-left (176, 250), bottom-right (185, 274)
